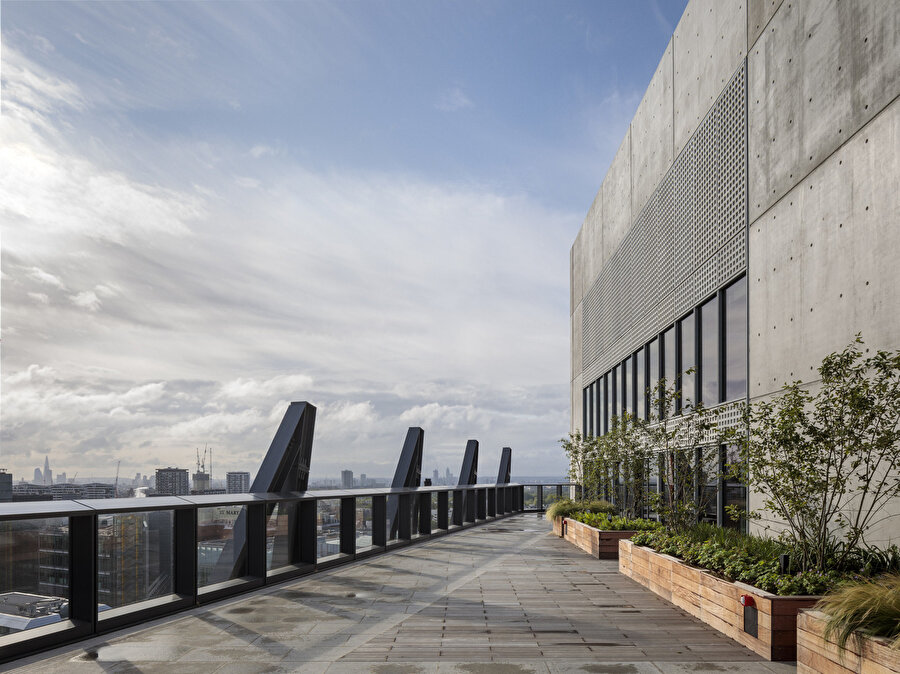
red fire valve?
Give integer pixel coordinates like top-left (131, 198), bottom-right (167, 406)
top-left (740, 594), bottom-right (755, 607)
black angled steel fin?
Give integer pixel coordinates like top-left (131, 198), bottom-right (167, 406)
top-left (387, 427), bottom-right (423, 538)
top-left (497, 447), bottom-right (511, 484)
top-left (457, 440), bottom-right (478, 486)
top-left (217, 402), bottom-right (316, 579)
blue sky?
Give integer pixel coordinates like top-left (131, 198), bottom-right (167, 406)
top-left (1, 1), bottom-right (686, 482)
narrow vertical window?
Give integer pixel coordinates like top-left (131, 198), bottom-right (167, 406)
top-left (635, 347), bottom-right (646, 420)
top-left (679, 311), bottom-right (695, 411)
top-left (623, 358), bottom-right (632, 418)
top-left (611, 365), bottom-right (619, 425)
top-left (662, 327), bottom-right (675, 416)
top-left (725, 276), bottom-right (748, 400)
top-left (701, 296), bottom-right (719, 405)
top-left (648, 337), bottom-right (659, 418)
top-left (598, 378), bottom-right (606, 436)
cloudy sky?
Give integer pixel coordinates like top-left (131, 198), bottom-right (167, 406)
top-left (1, 1), bottom-right (686, 483)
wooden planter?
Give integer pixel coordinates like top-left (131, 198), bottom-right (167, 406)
top-left (797, 609), bottom-right (900, 673)
top-left (555, 517), bottom-right (636, 559)
top-left (619, 539), bottom-right (820, 661)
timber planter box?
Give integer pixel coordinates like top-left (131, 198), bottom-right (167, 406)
top-left (797, 609), bottom-right (900, 673)
top-left (619, 539), bottom-right (820, 661)
top-left (555, 516), bottom-right (636, 559)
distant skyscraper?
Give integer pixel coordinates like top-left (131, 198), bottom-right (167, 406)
top-left (226, 472), bottom-right (250, 494)
top-left (0, 470), bottom-right (11, 502)
top-left (341, 470), bottom-right (353, 489)
top-left (56, 472), bottom-right (67, 485)
top-left (432, 469), bottom-right (440, 485)
top-left (359, 473), bottom-right (367, 488)
top-left (43, 457), bottom-right (52, 485)
top-left (33, 468), bottom-right (43, 484)
top-left (155, 468), bottom-right (189, 496)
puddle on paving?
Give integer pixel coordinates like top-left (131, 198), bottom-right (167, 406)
top-left (459, 665), bottom-right (534, 674)
top-left (580, 666), bottom-right (640, 674)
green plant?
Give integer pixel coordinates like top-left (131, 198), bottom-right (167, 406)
top-left (545, 498), bottom-right (580, 521)
top-left (643, 374), bottom-right (737, 532)
top-left (817, 574), bottom-right (900, 651)
top-left (581, 499), bottom-right (617, 515)
top-left (560, 431), bottom-right (592, 504)
top-left (574, 511), bottom-right (660, 532)
top-left (733, 337), bottom-right (900, 573)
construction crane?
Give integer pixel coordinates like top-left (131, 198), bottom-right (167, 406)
top-left (114, 461), bottom-right (120, 498)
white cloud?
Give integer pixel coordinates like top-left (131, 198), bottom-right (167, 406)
top-left (435, 86), bottom-right (474, 112)
top-left (249, 144), bottom-right (276, 158)
top-left (219, 374), bottom-right (315, 401)
top-left (69, 290), bottom-right (101, 310)
top-left (27, 292), bottom-right (49, 304)
top-left (27, 266), bottom-right (65, 289)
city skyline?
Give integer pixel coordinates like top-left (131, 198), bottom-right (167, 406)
top-left (1, 1), bottom-right (687, 481)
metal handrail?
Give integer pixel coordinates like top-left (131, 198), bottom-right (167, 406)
top-left (0, 482), bottom-right (534, 663)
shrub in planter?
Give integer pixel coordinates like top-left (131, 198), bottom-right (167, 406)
top-left (545, 498), bottom-right (615, 522)
top-left (573, 511), bottom-right (660, 532)
top-left (816, 573), bottom-right (900, 651)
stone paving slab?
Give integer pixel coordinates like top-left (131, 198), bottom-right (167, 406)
top-left (2, 515), bottom-right (796, 673)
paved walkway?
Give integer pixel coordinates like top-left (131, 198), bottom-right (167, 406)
top-left (5, 514), bottom-right (796, 673)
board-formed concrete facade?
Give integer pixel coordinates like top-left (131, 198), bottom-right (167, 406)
top-left (571, 0), bottom-right (899, 540)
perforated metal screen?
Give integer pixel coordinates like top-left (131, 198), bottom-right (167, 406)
top-left (581, 62), bottom-right (747, 384)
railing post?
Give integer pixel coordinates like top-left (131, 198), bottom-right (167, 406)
top-left (398, 493), bottom-right (411, 540)
top-left (174, 507), bottom-right (197, 602)
top-left (340, 497), bottom-right (356, 556)
top-left (419, 492), bottom-right (432, 535)
top-left (465, 488), bottom-right (476, 523)
top-left (299, 500), bottom-right (317, 565)
top-left (487, 488), bottom-right (496, 517)
top-left (538, 486), bottom-right (544, 511)
top-left (452, 490), bottom-right (463, 526)
top-left (437, 491), bottom-right (449, 530)
top-left (476, 488), bottom-right (486, 520)
top-left (373, 495), bottom-right (386, 547)
top-left (69, 513), bottom-right (97, 632)
top-left (247, 503), bottom-right (267, 579)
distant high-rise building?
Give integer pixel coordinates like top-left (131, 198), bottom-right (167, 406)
top-left (341, 470), bottom-right (353, 489)
top-left (81, 483), bottom-right (116, 499)
top-left (192, 471), bottom-right (210, 493)
top-left (155, 468), bottom-right (189, 496)
top-left (432, 469), bottom-right (440, 485)
top-left (43, 457), bottom-right (52, 486)
top-left (56, 472), bottom-right (66, 485)
top-left (359, 473), bottom-right (367, 488)
top-left (226, 472), bottom-right (250, 494)
top-left (33, 468), bottom-right (42, 484)
top-left (0, 470), bottom-right (11, 502)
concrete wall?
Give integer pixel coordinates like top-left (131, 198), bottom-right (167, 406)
top-left (571, 0), bottom-right (899, 543)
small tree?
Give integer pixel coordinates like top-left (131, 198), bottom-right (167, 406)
top-left (604, 412), bottom-right (651, 519)
top-left (560, 430), bottom-right (591, 504)
top-left (645, 374), bottom-right (736, 532)
top-left (734, 337), bottom-right (900, 573)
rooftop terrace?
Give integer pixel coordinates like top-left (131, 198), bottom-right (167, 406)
top-left (5, 514), bottom-right (795, 673)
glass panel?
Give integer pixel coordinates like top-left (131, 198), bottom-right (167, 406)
top-left (602, 374), bottom-right (609, 434)
top-left (663, 327), bottom-right (675, 416)
top-left (431, 492), bottom-right (441, 529)
top-left (581, 387), bottom-right (589, 435)
top-left (98, 511), bottom-right (174, 610)
top-left (355, 497), bottom-right (374, 551)
top-left (679, 312), bottom-right (695, 411)
top-left (701, 296), bottom-right (720, 405)
top-left (542, 486), bottom-right (561, 507)
top-left (266, 503), bottom-right (294, 571)
top-left (523, 485), bottom-right (538, 510)
top-left (724, 444), bottom-right (747, 531)
top-left (317, 499), bottom-right (341, 560)
top-left (597, 378), bottom-right (605, 436)
top-left (648, 337), bottom-right (659, 418)
top-left (699, 448), bottom-right (719, 524)
top-left (446, 493), bottom-right (455, 529)
top-left (636, 347), bottom-right (646, 420)
top-left (0, 517), bottom-right (68, 638)
top-left (623, 357), bottom-right (632, 418)
top-left (197, 506), bottom-right (246, 587)
top-left (725, 276), bottom-right (748, 401)
top-left (611, 365), bottom-right (618, 425)
top-left (411, 495), bottom-right (423, 539)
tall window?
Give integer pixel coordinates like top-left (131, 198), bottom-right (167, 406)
top-left (602, 374), bottom-right (609, 434)
top-left (588, 383), bottom-right (595, 435)
top-left (611, 365), bottom-right (619, 425)
top-left (597, 378), bottom-right (605, 436)
top-left (648, 337), bottom-right (659, 418)
top-left (701, 296), bottom-right (719, 405)
top-left (662, 327), bottom-right (675, 416)
top-left (636, 347), bottom-right (646, 420)
top-left (623, 357), bottom-right (632, 418)
top-left (679, 312), bottom-right (695, 411)
top-left (724, 276), bottom-right (748, 400)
